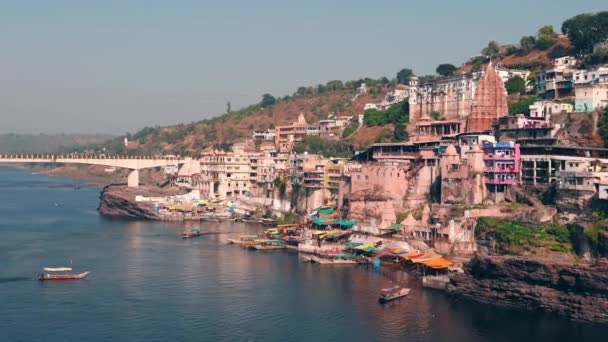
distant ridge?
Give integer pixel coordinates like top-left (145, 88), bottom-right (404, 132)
top-left (0, 133), bottom-right (115, 154)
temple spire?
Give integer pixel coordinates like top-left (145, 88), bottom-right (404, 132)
top-left (466, 62), bottom-right (508, 132)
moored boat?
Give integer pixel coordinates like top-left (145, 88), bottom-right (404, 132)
top-left (249, 240), bottom-right (285, 250)
top-left (227, 235), bottom-right (259, 245)
top-left (181, 228), bottom-right (202, 238)
top-left (261, 218), bottom-right (277, 226)
top-left (38, 267), bottom-right (90, 281)
top-left (378, 286), bottom-right (410, 303)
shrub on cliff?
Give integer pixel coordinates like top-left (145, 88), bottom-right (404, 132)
top-left (476, 217), bottom-right (573, 255)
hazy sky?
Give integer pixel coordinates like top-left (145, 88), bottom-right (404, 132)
top-left (1, 0), bottom-right (605, 134)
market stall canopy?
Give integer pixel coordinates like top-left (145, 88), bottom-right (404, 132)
top-left (398, 251), bottom-right (423, 260)
top-left (421, 257), bottom-right (452, 269)
top-left (332, 219), bottom-right (356, 228)
top-left (381, 223), bottom-right (403, 231)
top-left (411, 253), bottom-right (442, 264)
top-left (355, 243), bottom-right (376, 252)
top-left (317, 207), bottom-right (335, 215)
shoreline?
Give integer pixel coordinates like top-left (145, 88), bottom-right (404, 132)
top-left (6, 165), bottom-right (608, 325)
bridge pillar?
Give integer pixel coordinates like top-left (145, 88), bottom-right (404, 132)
top-left (127, 169), bottom-right (139, 187)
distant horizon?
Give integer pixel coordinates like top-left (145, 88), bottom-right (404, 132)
top-left (1, 0), bottom-right (606, 135)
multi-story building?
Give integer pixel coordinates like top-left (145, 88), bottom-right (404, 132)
top-left (518, 146), bottom-right (608, 185)
top-left (252, 129), bottom-right (276, 141)
top-left (535, 69), bottom-right (573, 98)
top-left (494, 114), bottom-right (558, 146)
top-left (457, 133), bottom-right (495, 160)
top-left (553, 56), bottom-right (577, 72)
top-left (556, 161), bottom-right (608, 192)
top-left (529, 100), bottom-right (573, 119)
top-left (198, 151), bottom-right (257, 199)
top-left (574, 83), bottom-right (608, 112)
top-left (482, 142), bottom-right (520, 198)
top-left (573, 67), bottom-right (608, 85)
top-left (414, 115), bottom-right (463, 142)
top-left (275, 113), bottom-right (308, 152)
top-left (408, 73), bottom-right (481, 123)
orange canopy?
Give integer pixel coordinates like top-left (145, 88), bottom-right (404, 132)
top-left (398, 251), bottom-right (423, 260)
top-left (422, 257), bottom-right (452, 269)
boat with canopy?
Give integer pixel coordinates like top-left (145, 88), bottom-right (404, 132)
top-left (38, 267), bottom-right (90, 281)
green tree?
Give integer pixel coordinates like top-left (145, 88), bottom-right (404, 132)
top-left (261, 93), bottom-right (276, 107)
top-left (317, 84), bottom-right (327, 93)
top-left (436, 63), bottom-right (457, 77)
top-left (508, 96), bottom-right (537, 115)
top-left (325, 80), bottom-right (344, 91)
top-left (505, 76), bottom-right (526, 95)
top-left (430, 111), bottom-right (441, 120)
top-left (418, 75), bottom-right (438, 84)
top-left (379, 76), bottom-right (390, 85)
top-left (363, 108), bottom-right (386, 126)
top-left (520, 35), bottom-right (536, 54)
top-left (293, 136), bottom-right (353, 158)
top-left (392, 123), bottom-right (408, 142)
top-left (396, 68), bottom-right (414, 84)
top-left (535, 25), bottom-right (555, 50)
top-left (562, 12), bottom-right (608, 53)
top-left (295, 86), bottom-right (306, 96)
top-left (342, 126), bottom-right (356, 138)
top-left (598, 106), bottom-right (608, 147)
top-left (471, 60), bottom-right (484, 72)
top-left (482, 40), bottom-right (500, 57)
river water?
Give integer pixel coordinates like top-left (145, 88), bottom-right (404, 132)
top-left (1, 167), bottom-right (607, 341)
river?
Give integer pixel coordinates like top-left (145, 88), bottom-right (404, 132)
top-left (1, 167), bottom-right (607, 341)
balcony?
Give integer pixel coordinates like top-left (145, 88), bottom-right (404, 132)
top-left (484, 165), bottom-right (519, 173)
top-left (372, 151), bottom-right (418, 160)
top-left (483, 153), bottom-right (516, 161)
top-left (485, 177), bottom-right (518, 185)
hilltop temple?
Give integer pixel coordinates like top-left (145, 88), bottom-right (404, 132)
top-left (466, 63), bottom-right (509, 132)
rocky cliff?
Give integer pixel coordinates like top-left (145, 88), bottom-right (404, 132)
top-left (98, 185), bottom-right (186, 219)
top-left (448, 255), bottom-right (608, 324)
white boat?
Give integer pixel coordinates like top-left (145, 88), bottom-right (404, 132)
top-left (378, 286), bottom-right (410, 303)
top-left (38, 267), bottom-right (90, 281)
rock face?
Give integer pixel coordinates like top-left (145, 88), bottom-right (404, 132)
top-left (448, 255), bottom-right (608, 324)
top-left (98, 185), bottom-right (186, 219)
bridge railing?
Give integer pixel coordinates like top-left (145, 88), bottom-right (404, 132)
top-left (0, 154), bottom-right (184, 161)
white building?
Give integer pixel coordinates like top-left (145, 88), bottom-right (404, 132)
top-left (252, 129), bottom-right (276, 141)
top-left (553, 56), bottom-right (577, 72)
top-left (529, 100), bottom-right (573, 119)
top-left (575, 83), bottom-right (608, 112)
top-left (497, 66), bottom-right (531, 90)
top-left (573, 67), bottom-right (608, 85)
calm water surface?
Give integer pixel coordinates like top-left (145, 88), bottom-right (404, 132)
top-left (1, 167), bottom-right (607, 342)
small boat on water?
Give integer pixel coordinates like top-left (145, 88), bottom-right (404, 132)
top-left (38, 267), bottom-right (90, 281)
top-left (261, 218), bottom-right (277, 227)
top-left (181, 228), bottom-right (202, 238)
top-left (379, 286), bottom-right (410, 303)
top-left (227, 235), bottom-right (259, 245)
top-left (249, 240), bottom-right (285, 250)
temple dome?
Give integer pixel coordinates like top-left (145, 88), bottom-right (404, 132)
top-left (444, 144), bottom-right (458, 156)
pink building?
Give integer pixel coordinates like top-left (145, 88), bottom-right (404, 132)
top-left (482, 142), bottom-right (520, 193)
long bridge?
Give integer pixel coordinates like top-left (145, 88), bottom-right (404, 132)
top-left (0, 154), bottom-right (191, 187)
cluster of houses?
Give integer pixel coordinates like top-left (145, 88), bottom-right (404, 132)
top-left (252, 112), bottom-right (362, 153)
top-left (158, 53), bottom-right (608, 250)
